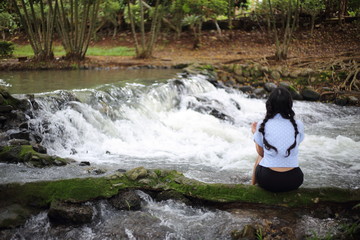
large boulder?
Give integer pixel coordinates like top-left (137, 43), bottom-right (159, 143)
top-left (0, 145), bottom-right (72, 167)
top-left (301, 88), bottom-right (320, 101)
top-left (264, 82), bottom-right (277, 92)
top-left (48, 201), bottom-right (93, 225)
top-left (109, 190), bottom-right (142, 211)
top-left (0, 204), bottom-right (32, 229)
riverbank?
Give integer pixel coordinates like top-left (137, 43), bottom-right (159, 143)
top-left (1, 27), bottom-right (360, 106)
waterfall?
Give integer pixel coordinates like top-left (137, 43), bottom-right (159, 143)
top-left (16, 73), bottom-right (360, 188)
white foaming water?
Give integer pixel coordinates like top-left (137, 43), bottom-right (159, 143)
top-left (26, 74), bottom-right (360, 188)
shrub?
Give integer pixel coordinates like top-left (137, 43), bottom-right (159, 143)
top-left (0, 41), bottom-right (14, 58)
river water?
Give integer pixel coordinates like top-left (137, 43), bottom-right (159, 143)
top-left (0, 69), bottom-right (359, 239)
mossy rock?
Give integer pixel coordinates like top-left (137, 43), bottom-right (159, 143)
top-left (0, 168), bottom-right (359, 228)
top-left (0, 87), bottom-right (26, 110)
top-left (0, 145), bottom-right (73, 167)
top-left (0, 204), bottom-right (33, 229)
top-left (1, 168), bottom-right (358, 209)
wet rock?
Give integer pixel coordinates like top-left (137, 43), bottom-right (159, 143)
top-left (156, 190), bottom-right (191, 205)
top-left (8, 139), bottom-right (30, 146)
top-left (0, 105), bottom-right (13, 113)
top-left (0, 116), bottom-right (6, 123)
top-left (348, 96), bottom-right (359, 105)
top-left (92, 168), bottom-right (107, 175)
top-left (70, 148), bottom-right (77, 155)
top-left (109, 190), bottom-right (141, 211)
top-left (291, 90), bottom-right (304, 101)
top-left (0, 94), bottom-right (4, 104)
top-left (253, 88), bottom-right (268, 98)
top-left (8, 130), bottom-right (31, 141)
top-left (48, 201), bottom-right (93, 225)
top-left (231, 224), bottom-right (257, 240)
top-left (0, 145), bottom-right (23, 163)
top-left (18, 122), bottom-right (29, 129)
top-left (238, 86), bottom-right (254, 93)
top-left (234, 75), bottom-right (246, 84)
top-left (209, 109), bottom-right (234, 123)
top-left (32, 143), bottom-right (47, 154)
top-left (280, 83), bottom-right (304, 101)
top-left (230, 99), bottom-right (241, 110)
top-left (335, 96), bottom-right (349, 106)
top-left (264, 82), bottom-right (277, 92)
top-left (270, 70), bottom-right (281, 80)
top-left (79, 161), bottom-right (91, 166)
top-left (126, 167), bottom-right (148, 181)
top-left (301, 88), bottom-right (320, 101)
top-left (0, 145), bottom-right (71, 167)
top-left (0, 204), bottom-right (32, 229)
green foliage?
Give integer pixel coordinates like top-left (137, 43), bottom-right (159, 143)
top-left (0, 41), bottom-right (14, 57)
top-left (301, 0), bottom-right (325, 16)
top-left (0, 11), bottom-right (18, 34)
top-left (256, 228), bottom-right (264, 240)
top-left (124, 1), bottom-right (147, 26)
top-left (98, 0), bottom-right (126, 35)
top-left (180, 0), bottom-right (228, 19)
top-left (339, 221), bottom-right (360, 239)
top-left (349, 0), bottom-right (360, 16)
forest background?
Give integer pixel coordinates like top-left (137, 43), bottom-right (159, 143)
top-left (0, 0), bottom-right (359, 69)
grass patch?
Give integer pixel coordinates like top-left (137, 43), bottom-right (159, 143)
top-left (86, 46), bottom-right (135, 56)
top-left (13, 45), bottom-right (135, 57)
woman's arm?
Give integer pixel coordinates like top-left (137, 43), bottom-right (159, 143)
top-left (255, 143), bottom-right (264, 157)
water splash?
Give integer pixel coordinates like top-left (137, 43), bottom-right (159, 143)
top-left (7, 73), bottom-right (357, 188)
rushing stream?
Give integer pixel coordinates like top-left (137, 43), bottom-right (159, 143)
top-left (0, 69), bottom-right (359, 239)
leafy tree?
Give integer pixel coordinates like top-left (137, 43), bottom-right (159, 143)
top-left (267, 0), bottom-right (300, 60)
top-left (11, 0), bottom-right (57, 61)
top-left (181, 0), bottom-right (228, 49)
top-left (127, 0), bottom-right (167, 58)
top-left (0, 11), bottom-right (18, 40)
top-left (56, 0), bottom-right (101, 60)
top-left (167, 0), bottom-right (187, 38)
top-left (97, 0), bottom-right (126, 38)
top-left (301, 0), bottom-right (325, 35)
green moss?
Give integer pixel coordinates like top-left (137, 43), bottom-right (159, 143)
top-left (0, 87), bottom-right (21, 107)
top-left (0, 145), bottom-right (71, 167)
top-left (0, 168), bottom-right (359, 214)
top-left (196, 64), bottom-right (214, 71)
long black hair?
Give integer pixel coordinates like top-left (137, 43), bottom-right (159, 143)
top-left (259, 87), bottom-right (299, 157)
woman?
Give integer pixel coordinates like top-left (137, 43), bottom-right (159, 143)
top-left (251, 87), bottom-right (305, 192)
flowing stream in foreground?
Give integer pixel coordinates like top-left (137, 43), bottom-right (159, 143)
top-left (0, 69), bottom-right (359, 239)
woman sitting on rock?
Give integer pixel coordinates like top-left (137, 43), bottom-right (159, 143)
top-left (251, 87), bottom-right (305, 192)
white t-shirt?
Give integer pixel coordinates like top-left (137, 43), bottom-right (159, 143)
top-left (253, 113), bottom-right (304, 168)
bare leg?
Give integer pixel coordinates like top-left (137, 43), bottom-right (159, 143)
top-left (251, 155), bottom-right (262, 185)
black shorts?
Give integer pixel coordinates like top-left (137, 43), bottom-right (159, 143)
top-left (255, 165), bottom-right (304, 192)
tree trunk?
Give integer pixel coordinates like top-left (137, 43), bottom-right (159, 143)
top-left (128, 0), bottom-right (166, 59)
top-left (213, 19), bottom-right (222, 37)
top-left (268, 0), bottom-right (299, 61)
top-left (11, 0), bottom-right (56, 61)
top-left (310, 14), bottom-right (315, 36)
top-left (227, 0), bottom-right (235, 30)
top-left (56, 0), bottom-right (100, 60)
top-left (338, 0), bottom-right (348, 24)
top-left (127, 0), bottom-right (140, 56)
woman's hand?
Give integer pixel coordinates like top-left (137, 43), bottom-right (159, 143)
top-left (251, 122), bottom-right (257, 134)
